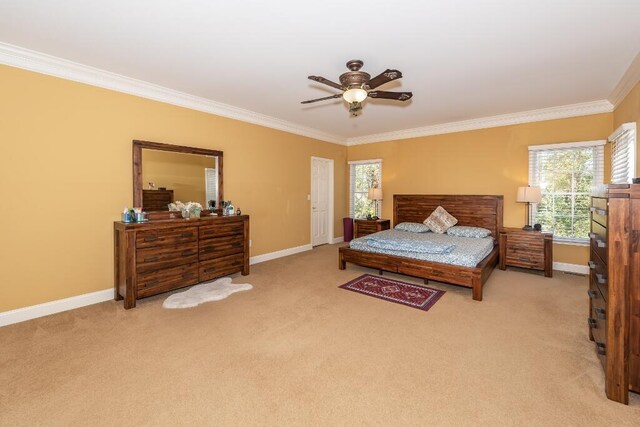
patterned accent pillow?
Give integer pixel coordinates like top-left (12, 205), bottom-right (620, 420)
top-left (446, 226), bottom-right (491, 238)
top-left (423, 206), bottom-right (458, 234)
top-left (394, 222), bottom-right (431, 233)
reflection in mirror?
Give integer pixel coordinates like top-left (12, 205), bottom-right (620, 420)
top-left (132, 140), bottom-right (223, 214)
top-left (141, 149), bottom-right (218, 211)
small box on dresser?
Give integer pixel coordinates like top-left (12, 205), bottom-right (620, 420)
top-left (588, 183), bottom-right (640, 404)
top-left (114, 215), bottom-right (249, 309)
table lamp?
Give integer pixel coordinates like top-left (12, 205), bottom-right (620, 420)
top-left (368, 187), bottom-right (383, 219)
top-left (516, 186), bottom-right (541, 230)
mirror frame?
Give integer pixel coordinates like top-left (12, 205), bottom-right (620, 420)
top-left (132, 140), bottom-right (223, 211)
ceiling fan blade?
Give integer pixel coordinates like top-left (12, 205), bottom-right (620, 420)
top-left (308, 75), bottom-right (343, 90)
top-left (366, 69), bottom-right (403, 89)
top-left (368, 91), bottom-right (413, 101)
top-left (301, 94), bottom-right (343, 104)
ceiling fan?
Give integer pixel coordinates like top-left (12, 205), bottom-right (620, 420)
top-left (301, 59), bottom-right (412, 116)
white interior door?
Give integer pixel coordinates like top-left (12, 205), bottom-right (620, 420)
top-left (311, 157), bottom-right (332, 246)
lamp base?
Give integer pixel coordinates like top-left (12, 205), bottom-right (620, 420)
top-left (522, 225), bottom-right (533, 231)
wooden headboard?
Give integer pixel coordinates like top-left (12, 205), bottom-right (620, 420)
top-left (394, 194), bottom-right (504, 238)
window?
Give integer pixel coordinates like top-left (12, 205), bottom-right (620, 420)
top-left (529, 141), bottom-right (605, 243)
top-left (349, 159), bottom-right (382, 219)
top-left (609, 122), bottom-right (637, 184)
top-left (204, 157), bottom-right (219, 208)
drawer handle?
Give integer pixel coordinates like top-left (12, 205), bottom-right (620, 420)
top-left (595, 342), bottom-right (607, 356)
top-left (595, 307), bottom-right (606, 320)
top-left (590, 207), bottom-right (607, 215)
top-left (588, 261), bottom-right (596, 270)
top-left (595, 273), bottom-right (607, 285)
top-left (596, 239), bottom-right (606, 248)
top-left (588, 318), bottom-right (597, 329)
top-left (144, 256), bottom-right (159, 263)
top-left (181, 250), bottom-right (194, 256)
top-left (587, 289), bottom-right (598, 299)
top-left (144, 236), bottom-right (158, 242)
top-left (181, 232), bottom-right (193, 238)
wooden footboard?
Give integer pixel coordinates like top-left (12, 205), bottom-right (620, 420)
top-left (339, 245), bottom-right (499, 301)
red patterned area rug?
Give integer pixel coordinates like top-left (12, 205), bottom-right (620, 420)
top-left (339, 274), bottom-right (445, 311)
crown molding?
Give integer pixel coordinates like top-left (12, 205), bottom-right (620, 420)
top-left (346, 100), bottom-right (614, 145)
top-left (608, 51), bottom-right (640, 108)
top-left (0, 42), bottom-right (620, 148)
top-left (0, 42), bottom-right (344, 145)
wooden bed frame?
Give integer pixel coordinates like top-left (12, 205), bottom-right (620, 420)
top-left (339, 194), bottom-right (504, 301)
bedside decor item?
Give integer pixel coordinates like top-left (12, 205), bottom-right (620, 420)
top-left (339, 274), bottom-right (444, 312)
top-left (533, 223), bottom-right (542, 231)
top-left (368, 187), bottom-right (383, 219)
top-left (162, 277), bottom-right (252, 309)
top-left (516, 186), bottom-right (542, 230)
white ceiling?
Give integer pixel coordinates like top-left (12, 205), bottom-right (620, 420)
top-left (1, 0), bottom-right (639, 141)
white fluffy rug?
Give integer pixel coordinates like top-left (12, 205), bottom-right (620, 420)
top-left (162, 277), bottom-right (253, 309)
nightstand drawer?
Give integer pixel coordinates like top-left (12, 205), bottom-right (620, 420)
top-left (354, 219), bottom-right (390, 238)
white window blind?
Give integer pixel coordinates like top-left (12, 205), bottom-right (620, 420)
top-left (348, 159), bottom-right (382, 218)
top-left (609, 122), bottom-right (636, 184)
top-left (528, 140), bottom-right (605, 243)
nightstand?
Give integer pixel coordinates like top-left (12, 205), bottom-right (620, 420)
top-left (354, 219), bottom-right (390, 238)
top-left (498, 227), bottom-right (553, 277)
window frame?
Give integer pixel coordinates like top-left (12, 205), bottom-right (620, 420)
top-left (528, 140), bottom-right (605, 245)
top-left (348, 159), bottom-right (382, 219)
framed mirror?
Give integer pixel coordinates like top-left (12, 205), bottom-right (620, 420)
top-left (133, 140), bottom-right (223, 213)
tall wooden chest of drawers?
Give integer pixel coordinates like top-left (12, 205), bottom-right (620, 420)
top-left (114, 215), bottom-right (249, 309)
top-left (588, 184), bottom-right (640, 404)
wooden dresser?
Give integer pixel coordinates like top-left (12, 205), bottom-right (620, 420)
top-left (588, 184), bottom-right (639, 404)
top-left (354, 219), bottom-right (391, 238)
top-left (498, 227), bottom-right (553, 277)
top-left (114, 215), bottom-right (249, 309)
top-left (142, 189), bottom-right (174, 211)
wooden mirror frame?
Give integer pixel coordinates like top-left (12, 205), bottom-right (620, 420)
top-left (132, 140), bottom-right (223, 212)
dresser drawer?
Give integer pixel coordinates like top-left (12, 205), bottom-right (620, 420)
top-left (588, 253), bottom-right (608, 301)
top-left (589, 280), bottom-right (608, 368)
top-left (590, 222), bottom-right (608, 266)
top-left (199, 234), bottom-right (244, 260)
top-left (591, 197), bottom-right (608, 213)
top-left (199, 254), bottom-right (245, 282)
top-left (136, 263), bottom-right (198, 297)
top-left (199, 221), bottom-right (244, 240)
top-left (136, 242), bottom-right (198, 272)
top-left (136, 226), bottom-right (197, 248)
top-left (590, 207), bottom-right (608, 228)
top-left (505, 248), bottom-right (544, 270)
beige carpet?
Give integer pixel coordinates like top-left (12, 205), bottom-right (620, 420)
top-left (1, 243), bottom-right (638, 426)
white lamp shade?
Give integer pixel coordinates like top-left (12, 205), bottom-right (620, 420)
top-left (368, 188), bottom-right (383, 200)
top-left (516, 186), bottom-right (541, 203)
top-left (343, 88), bottom-right (368, 103)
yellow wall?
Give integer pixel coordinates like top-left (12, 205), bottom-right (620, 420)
top-left (613, 81), bottom-right (640, 174)
top-left (142, 149), bottom-right (215, 207)
top-left (347, 114), bottom-right (614, 265)
top-left (0, 65), bottom-right (347, 312)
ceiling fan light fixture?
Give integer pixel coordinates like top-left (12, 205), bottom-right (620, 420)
top-left (343, 87), bottom-right (368, 103)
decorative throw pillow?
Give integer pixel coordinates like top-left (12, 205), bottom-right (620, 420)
top-left (394, 222), bottom-right (431, 233)
top-left (423, 206), bottom-right (458, 234)
top-left (446, 226), bottom-right (491, 238)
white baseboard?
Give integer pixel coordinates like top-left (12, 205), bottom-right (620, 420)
top-left (332, 236), bottom-right (344, 244)
top-left (249, 243), bottom-right (313, 265)
top-left (0, 289), bottom-right (112, 328)
top-left (553, 262), bottom-right (589, 275)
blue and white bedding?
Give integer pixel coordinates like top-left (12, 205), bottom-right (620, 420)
top-left (349, 229), bottom-right (495, 268)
